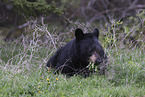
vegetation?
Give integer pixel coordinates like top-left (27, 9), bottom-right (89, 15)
top-left (1, 0), bottom-right (63, 19)
top-left (0, 0), bottom-right (145, 96)
top-left (0, 21), bottom-right (145, 96)
top-left (10, 0), bottom-right (63, 17)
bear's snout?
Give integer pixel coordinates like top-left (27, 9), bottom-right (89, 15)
top-left (89, 52), bottom-right (102, 65)
top-left (89, 54), bottom-right (96, 63)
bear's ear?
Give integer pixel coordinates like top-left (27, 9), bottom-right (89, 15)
top-left (75, 28), bottom-right (84, 40)
top-left (93, 28), bottom-right (99, 39)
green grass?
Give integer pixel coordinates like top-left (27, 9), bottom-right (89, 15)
top-left (0, 42), bottom-right (145, 97)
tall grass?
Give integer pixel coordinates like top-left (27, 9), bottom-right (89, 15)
top-left (0, 23), bottom-right (145, 97)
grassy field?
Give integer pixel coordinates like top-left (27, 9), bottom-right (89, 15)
top-left (0, 27), bottom-right (145, 97)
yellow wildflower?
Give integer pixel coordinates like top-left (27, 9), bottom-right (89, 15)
top-left (48, 82), bottom-right (50, 84)
top-left (47, 78), bottom-right (49, 81)
top-left (56, 78), bottom-right (58, 81)
top-left (38, 91), bottom-right (41, 93)
top-left (47, 71), bottom-right (49, 73)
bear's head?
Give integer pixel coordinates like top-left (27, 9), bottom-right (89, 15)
top-left (75, 28), bottom-right (107, 67)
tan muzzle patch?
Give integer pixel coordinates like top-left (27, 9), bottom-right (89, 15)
top-left (89, 53), bottom-right (97, 63)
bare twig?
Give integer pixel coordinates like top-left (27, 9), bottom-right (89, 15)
top-left (38, 26), bottom-right (57, 50)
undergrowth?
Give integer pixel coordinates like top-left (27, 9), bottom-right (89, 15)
top-left (0, 23), bottom-right (145, 97)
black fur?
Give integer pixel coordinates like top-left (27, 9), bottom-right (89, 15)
top-left (46, 28), bottom-right (107, 76)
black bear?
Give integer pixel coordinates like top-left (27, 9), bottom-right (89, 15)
top-left (46, 28), bottom-right (107, 76)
